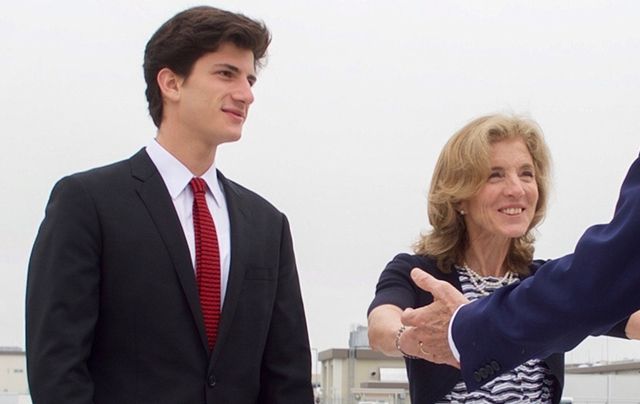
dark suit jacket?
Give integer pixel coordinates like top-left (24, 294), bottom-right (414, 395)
top-left (26, 149), bottom-right (313, 404)
top-left (369, 254), bottom-right (565, 404)
top-left (454, 154), bottom-right (640, 391)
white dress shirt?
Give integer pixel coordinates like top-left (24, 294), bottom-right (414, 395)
top-left (145, 139), bottom-right (231, 307)
top-left (449, 306), bottom-right (462, 360)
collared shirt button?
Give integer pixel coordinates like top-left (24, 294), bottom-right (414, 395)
top-left (207, 374), bottom-right (216, 387)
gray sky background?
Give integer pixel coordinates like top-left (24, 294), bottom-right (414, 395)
top-left (2, 0), bottom-right (640, 363)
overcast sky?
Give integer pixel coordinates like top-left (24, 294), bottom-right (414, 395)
top-left (2, 0), bottom-right (640, 363)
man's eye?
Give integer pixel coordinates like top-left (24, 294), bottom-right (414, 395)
top-left (218, 70), bottom-right (233, 78)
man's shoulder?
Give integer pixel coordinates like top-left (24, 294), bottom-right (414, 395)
top-left (68, 149), bottom-right (144, 179)
top-left (72, 158), bottom-right (130, 179)
top-left (53, 149), bottom-right (147, 194)
top-left (218, 172), bottom-right (283, 216)
top-left (528, 258), bottom-right (551, 276)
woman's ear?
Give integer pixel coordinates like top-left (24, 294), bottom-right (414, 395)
top-left (456, 202), bottom-right (467, 216)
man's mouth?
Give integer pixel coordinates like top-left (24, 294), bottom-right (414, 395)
top-left (222, 108), bottom-right (245, 119)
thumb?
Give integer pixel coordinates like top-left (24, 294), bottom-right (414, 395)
top-left (411, 267), bottom-right (469, 308)
top-left (410, 268), bottom-right (445, 298)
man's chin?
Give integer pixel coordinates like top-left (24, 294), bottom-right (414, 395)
top-left (215, 132), bottom-right (243, 145)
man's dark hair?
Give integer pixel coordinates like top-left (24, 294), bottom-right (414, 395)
top-left (143, 6), bottom-right (271, 127)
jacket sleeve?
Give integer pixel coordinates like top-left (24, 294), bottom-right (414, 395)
top-left (453, 154), bottom-right (640, 391)
top-left (603, 319), bottom-right (629, 339)
top-left (257, 215), bottom-right (314, 404)
top-left (26, 176), bottom-right (101, 404)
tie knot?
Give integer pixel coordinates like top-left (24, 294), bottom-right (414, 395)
top-left (190, 177), bottom-right (208, 194)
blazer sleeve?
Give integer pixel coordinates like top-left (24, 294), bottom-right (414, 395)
top-left (26, 176), bottom-right (101, 404)
top-left (257, 215), bottom-right (314, 404)
top-left (453, 154), bottom-right (640, 391)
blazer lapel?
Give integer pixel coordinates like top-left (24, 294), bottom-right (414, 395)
top-left (210, 171), bottom-right (251, 362)
top-left (129, 149), bottom-right (209, 353)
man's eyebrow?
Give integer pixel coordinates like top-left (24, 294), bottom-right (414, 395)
top-left (214, 63), bottom-right (240, 72)
top-left (213, 63), bottom-right (257, 82)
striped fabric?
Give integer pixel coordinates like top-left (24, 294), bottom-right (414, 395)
top-left (190, 177), bottom-right (221, 352)
top-left (436, 267), bottom-right (555, 404)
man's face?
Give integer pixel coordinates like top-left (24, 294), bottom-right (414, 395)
top-left (175, 42), bottom-right (257, 146)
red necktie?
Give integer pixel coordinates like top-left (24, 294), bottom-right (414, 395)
top-left (190, 177), bottom-right (221, 351)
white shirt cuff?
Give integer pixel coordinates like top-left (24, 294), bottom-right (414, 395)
top-left (448, 304), bottom-right (464, 361)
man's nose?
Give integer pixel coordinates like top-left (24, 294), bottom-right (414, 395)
top-left (232, 80), bottom-right (254, 105)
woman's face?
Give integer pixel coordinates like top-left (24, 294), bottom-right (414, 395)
top-left (460, 137), bottom-right (539, 244)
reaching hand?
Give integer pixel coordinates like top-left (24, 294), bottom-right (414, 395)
top-left (400, 268), bottom-right (469, 368)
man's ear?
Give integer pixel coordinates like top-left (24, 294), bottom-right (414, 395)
top-left (157, 67), bottom-right (182, 102)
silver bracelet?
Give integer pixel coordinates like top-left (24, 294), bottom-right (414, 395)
top-left (395, 325), bottom-right (420, 359)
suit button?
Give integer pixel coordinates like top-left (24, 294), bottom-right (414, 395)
top-left (485, 364), bottom-right (494, 376)
top-left (473, 371), bottom-right (482, 382)
top-left (479, 368), bottom-right (488, 379)
top-left (207, 375), bottom-right (216, 387)
top-left (490, 360), bottom-right (501, 372)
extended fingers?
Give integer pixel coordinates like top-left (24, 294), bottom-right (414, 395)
top-left (404, 326), bottom-right (451, 365)
top-left (411, 268), bottom-right (469, 309)
top-left (410, 268), bottom-right (457, 301)
top-left (400, 303), bottom-right (441, 327)
top-left (410, 268), bottom-right (442, 295)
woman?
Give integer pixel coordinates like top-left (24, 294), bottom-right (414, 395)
top-left (367, 114), bottom-right (640, 403)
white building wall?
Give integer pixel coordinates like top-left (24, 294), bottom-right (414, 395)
top-left (0, 395), bottom-right (32, 404)
top-left (564, 374), bottom-right (640, 403)
top-left (325, 359), bottom-right (345, 404)
top-left (566, 336), bottom-right (640, 364)
top-left (0, 354), bottom-right (28, 394)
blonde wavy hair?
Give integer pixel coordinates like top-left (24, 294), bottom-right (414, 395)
top-left (414, 114), bottom-right (552, 275)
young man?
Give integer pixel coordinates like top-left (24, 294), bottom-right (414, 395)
top-left (26, 6), bottom-right (313, 404)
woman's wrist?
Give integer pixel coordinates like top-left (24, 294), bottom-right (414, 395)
top-left (395, 325), bottom-right (420, 359)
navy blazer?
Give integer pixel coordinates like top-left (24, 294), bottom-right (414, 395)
top-left (454, 154), bottom-right (640, 391)
top-left (26, 149), bottom-right (313, 404)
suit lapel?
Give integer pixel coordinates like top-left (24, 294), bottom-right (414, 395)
top-left (210, 171), bottom-right (251, 362)
top-left (129, 149), bottom-right (209, 353)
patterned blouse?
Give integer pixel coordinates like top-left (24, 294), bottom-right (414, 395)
top-left (436, 266), bottom-right (555, 404)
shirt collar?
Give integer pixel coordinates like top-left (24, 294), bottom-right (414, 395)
top-left (145, 139), bottom-right (223, 207)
